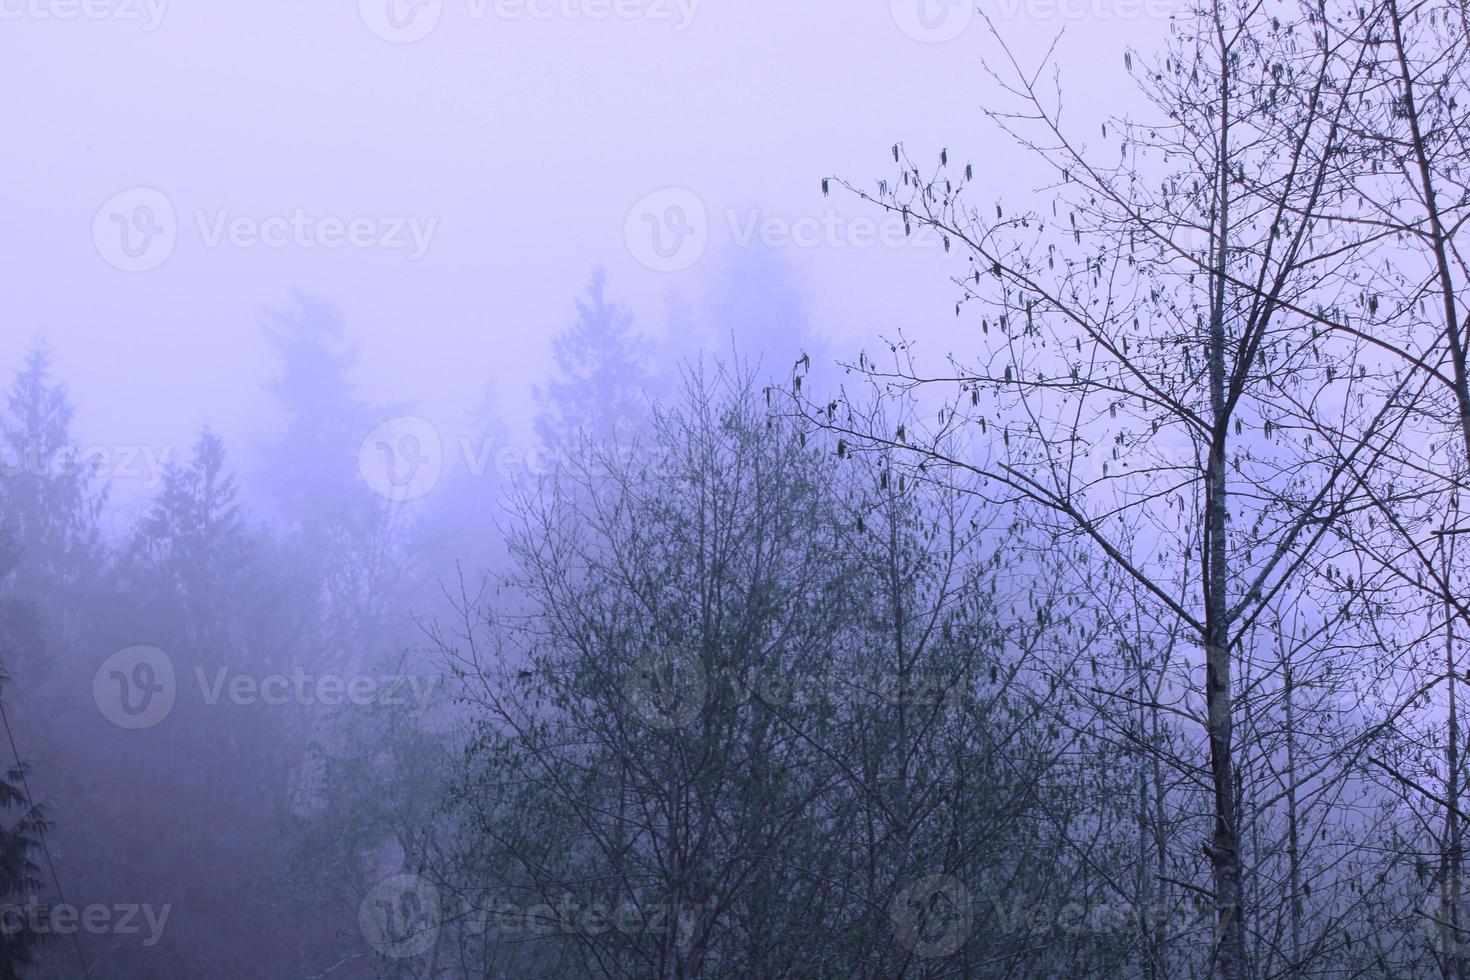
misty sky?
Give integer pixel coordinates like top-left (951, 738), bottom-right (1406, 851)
top-left (2, 0), bottom-right (1166, 502)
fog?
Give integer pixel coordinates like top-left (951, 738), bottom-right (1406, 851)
top-left (2, 1), bottom-right (1149, 478)
top-left (3, 0), bottom-right (1462, 977)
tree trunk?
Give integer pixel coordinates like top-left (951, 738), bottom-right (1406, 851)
top-left (1206, 78), bottom-right (1247, 970)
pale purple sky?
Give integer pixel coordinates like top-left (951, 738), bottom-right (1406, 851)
top-left (0, 0), bottom-right (1168, 502)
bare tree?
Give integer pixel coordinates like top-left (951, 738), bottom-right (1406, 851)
top-left (806, 1), bottom-right (1416, 973)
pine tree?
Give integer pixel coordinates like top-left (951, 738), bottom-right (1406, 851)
top-left (701, 242), bottom-right (828, 389)
top-left (129, 428), bottom-right (251, 638)
top-left (0, 539), bottom-right (51, 979)
top-left (258, 294), bottom-right (374, 530)
top-left (0, 342), bottom-right (104, 608)
top-left (533, 268), bottom-right (653, 455)
top-left (0, 740), bottom-right (49, 980)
